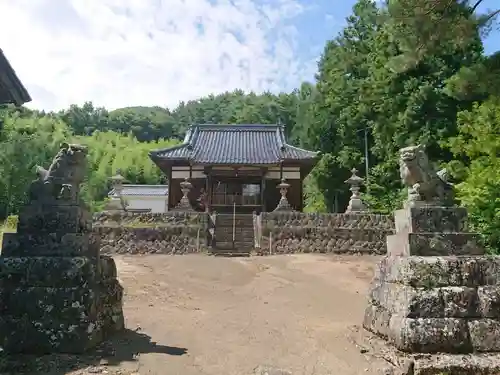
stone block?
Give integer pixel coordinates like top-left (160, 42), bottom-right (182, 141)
top-left (477, 286), bottom-right (500, 318)
top-left (98, 278), bottom-right (125, 332)
top-left (468, 319), bottom-right (500, 352)
top-left (413, 353), bottom-right (500, 375)
top-left (441, 286), bottom-right (479, 318)
top-left (17, 204), bottom-right (92, 234)
top-left (98, 255), bottom-right (118, 280)
top-left (0, 256), bottom-right (98, 288)
top-left (0, 315), bottom-right (104, 353)
top-left (378, 256), bottom-right (463, 287)
top-left (0, 286), bottom-right (98, 321)
top-left (387, 232), bottom-right (484, 257)
top-left (368, 281), bottom-right (444, 318)
top-left (1, 232), bottom-right (99, 257)
top-left (394, 207), bottom-right (468, 234)
top-left (388, 316), bottom-right (471, 353)
top-left (376, 256), bottom-right (500, 288)
top-left (363, 302), bottom-right (391, 338)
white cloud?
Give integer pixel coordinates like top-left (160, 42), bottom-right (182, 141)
top-left (0, 0), bottom-right (315, 111)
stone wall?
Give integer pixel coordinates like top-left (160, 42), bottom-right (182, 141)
top-left (92, 211), bottom-right (394, 255)
top-left (92, 211), bottom-right (207, 255)
top-left (260, 212), bottom-right (394, 255)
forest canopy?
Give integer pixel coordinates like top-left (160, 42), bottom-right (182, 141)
top-left (0, 0), bottom-right (498, 252)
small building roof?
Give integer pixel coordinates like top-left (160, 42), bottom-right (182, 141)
top-left (149, 124), bottom-right (320, 165)
top-left (0, 49), bottom-right (31, 106)
top-left (109, 184), bottom-right (168, 197)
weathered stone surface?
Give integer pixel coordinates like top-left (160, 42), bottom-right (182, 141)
top-left (0, 316), bottom-right (103, 353)
top-left (17, 204), bottom-right (92, 234)
top-left (389, 316), bottom-right (471, 353)
top-left (93, 210), bottom-right (205, 227)
top-left (363, 201), bottom-right (500, 363)
top-left (394, 207), bottom-right (467, 234)
top-left (413, 353), bottom-right (500, 375)
top-left (94, 226), bottom-right (206, 254)
top-left (375, 256), bottom-right (500, 288)
top-left (92, 211), bottom-right (395, 255)
top-left (262, 211), bottom-right (394, 230)
top-left (261, 226), bottom-right (393, 255)
top-left (477, 286), bottom-right (500, 318)
top-left (369, 282), bottom-right (444, 318)
top-left (357, 327), bottom-right (500, 375)
top-left (98, 278), bottom-right (125, 333)
top-left (99, 255), bottom-right (118, 279)
top-left (0, 144), bottom-right (124, 354)
top-left (1, 232), bottom-right (99, 257)
top-left (468, 319), bottom-right (500, 352)
top-left (441, 286), bottom-right (479, 318)
top-left (0, 256), bottom-right (98, 287)
top-left (387, 232), bottom-right (484, 256)
top-left (0, 286), bottom-right (98, 321)
top-left (363, 302), bottom-right (391, 338)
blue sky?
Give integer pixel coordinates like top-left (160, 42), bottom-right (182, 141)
top-left (0, 0), bottom-right (497, 112)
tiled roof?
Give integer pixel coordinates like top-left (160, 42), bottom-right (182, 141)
top-left (108, 185), bottom-right (168, 197)
top-left (0, 49), bottom-right (31, 105)
top-left (149, 124), bottom-right (320, 165)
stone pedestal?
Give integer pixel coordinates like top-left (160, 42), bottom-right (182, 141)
top-left (0, 203), bottom-right (124, 353)
top-left (363, 206), bottom-right (500, 354)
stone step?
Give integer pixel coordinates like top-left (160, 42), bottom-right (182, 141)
top-left (215, 240), bottom-right (254, 249)
top-left (214, 235), bottom-right (254, 242)
top-left (210, 251), bottom-right (251, 257)
top-left (215, 214), bottom-right (254, 227)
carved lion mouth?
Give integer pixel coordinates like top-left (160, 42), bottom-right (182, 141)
top-left (401, 153), bottom-right (415, 162)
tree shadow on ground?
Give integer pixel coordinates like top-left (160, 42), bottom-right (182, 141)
top-left (0, 328), bottom-right (188, 375)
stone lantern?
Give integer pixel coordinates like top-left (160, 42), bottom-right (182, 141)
top-left (344, 168), bottom-right (368, 213)
top-left (110, 170), bottom-right (125, 196)
top-left (174, 177), bottom-right (194, 211)
top-left (273, 178), bottom-right (293, 212)
top-left (105, 170), bottom-right (128, 212)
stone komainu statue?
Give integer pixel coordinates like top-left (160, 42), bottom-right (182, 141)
top-left (29, 142), bottom-right (88, 202)
top-left (399, 144), bottom-right (455, 207)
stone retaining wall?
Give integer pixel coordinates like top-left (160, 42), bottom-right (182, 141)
top-left (93, 211), bottom-right (394, 255)
top-left (260, 212), bottom-right (394, 255)
top-left (92, 211), bottom-right (207, 255)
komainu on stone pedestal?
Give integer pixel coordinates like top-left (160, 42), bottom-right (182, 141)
top-left (0, 143), bottom-right (124, 353)
top-left (362, 145), bottom-right (500, 373)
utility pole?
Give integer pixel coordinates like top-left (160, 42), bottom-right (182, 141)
top-left (357, 127), bottom-right (370, 194)
top-left (364, 127), bottom-right (370, 194)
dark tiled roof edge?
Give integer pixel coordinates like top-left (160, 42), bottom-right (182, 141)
top-left (149, 124), bottom-right (321, 164)
top-left (0, 49), bottom-right (31, 105)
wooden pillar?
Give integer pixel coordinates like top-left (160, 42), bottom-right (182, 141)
top-left (299, 167), bottom-right (304, 212)
top-left (166, 163), bottom-right (173, 210)
top-left (260, 168), bottom-right (266, 212)
top-left (279, 161), bottom-right (283, 180)
top-left (205, 167), bottom-right (213, 211)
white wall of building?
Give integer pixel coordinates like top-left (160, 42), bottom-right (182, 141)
top-left (111, 195), bottom-right (168, 213)
top-left (171, 165), bottom-right (301, 180)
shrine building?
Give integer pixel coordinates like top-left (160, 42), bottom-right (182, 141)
top-left (0, 49), bottom-right (31, 106)
top-left (149, 124), bottom-right (320, 213)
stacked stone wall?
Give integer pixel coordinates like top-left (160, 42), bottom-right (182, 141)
top-left (92, 211), bottom-right (207, 254)
top-left (260, 212), bottom-right (394, 255)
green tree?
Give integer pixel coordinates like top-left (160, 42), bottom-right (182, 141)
top-left (447, 97), bottom-right (500, 252)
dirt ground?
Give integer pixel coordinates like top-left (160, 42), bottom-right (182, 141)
top-left (2, 254), bottom-right (389, 375)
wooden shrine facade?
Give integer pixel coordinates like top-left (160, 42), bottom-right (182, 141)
top-left (149, 124), bottom-right (320, 213)
top-left (0, 49), bottom-right (31, 106)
